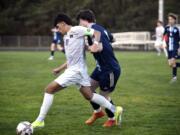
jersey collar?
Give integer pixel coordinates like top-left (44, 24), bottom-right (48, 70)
top-left (88, 23), bottom-right (95, 28)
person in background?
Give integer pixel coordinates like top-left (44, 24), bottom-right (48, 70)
top-left (48, 27), bottom-right (64, 60)
top-left (154, 20), bottom-right (168, 57)
top-left (163, 13), bottom-right (180, 83)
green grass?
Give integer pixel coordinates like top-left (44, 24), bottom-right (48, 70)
top-left (0, 51), bottom-right (180, 135)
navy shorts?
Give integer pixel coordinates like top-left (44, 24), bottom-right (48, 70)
top-left (168, 50), bottom-right (178, 59)
top-left (90, 67), bottom-right (121, 92)
top-left (52, 39), bottom-right (61, 45)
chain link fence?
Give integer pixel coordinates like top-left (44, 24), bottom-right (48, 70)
top-left (0, 34), bottom-right (156, 51)
top-left (0, 36), bottom-right (52, 51)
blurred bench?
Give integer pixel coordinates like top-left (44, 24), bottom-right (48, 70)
top-left (112, 32), bottom-right (155, 51)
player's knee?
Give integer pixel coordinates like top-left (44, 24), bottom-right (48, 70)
top-left (84, 94), bottom-right (92, 101)
top-left (45, 84), bottom-right (56, 94)
top-left (172, 64), bottom-right (176, 67)
top-left (168, 62), bottom-right (173, 67)
top-left (169, 63), bottom-right (172, 67)
top-left (45, 86), bottom-right (53, 94)
top-left (84, 92), bottom-right (93, 101)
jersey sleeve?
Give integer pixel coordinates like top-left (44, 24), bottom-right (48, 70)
top-left (77, 26), bottom-right (95, 36)
top-left (107, 31), bottom-right (114, 43)
top-left (161, 27), bottom-right (165, 35)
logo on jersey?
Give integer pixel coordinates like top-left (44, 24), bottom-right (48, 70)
top-left (174, 29), bottom-right (177, 33)
top-left (65, 39), bottom-right (69, 46)
top-left (87, 28), bottom-right (91, 32)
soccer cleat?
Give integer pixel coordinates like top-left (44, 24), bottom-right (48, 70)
top-left (170, 77), bottom-right (177, 84)
top-left (157, 53), bottom-right (161, 56)
top-left (48, 56), bottom-right (54, 60)
top-left (115, 106), bottom-right (123, 126)
top-left (103, 119), bottom-right (116, 127)
top-left (85, 111), bottom-right (105, 125)
top-left (31, 120), bottom-right (45, 129)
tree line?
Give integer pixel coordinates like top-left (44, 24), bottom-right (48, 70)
top-left (0, 0), bottom-right (179, 35)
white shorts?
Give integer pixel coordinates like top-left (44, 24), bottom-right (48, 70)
top-left (54, 68), bottom-right (91, 88)
top-left (155, 40), bottom-right (163, 47)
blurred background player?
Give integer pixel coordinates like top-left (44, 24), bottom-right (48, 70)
top-left (154, 20), bottom-right (168, 57)
top-left (164, 13), bottom-right (180, 83)
top-left (48, 27), bottom-right (64, 60)
top-left (77, 10), bottom-right (122, 127)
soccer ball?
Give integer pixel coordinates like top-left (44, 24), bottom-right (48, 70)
top-left (16, 121), bottom-right (33, 135)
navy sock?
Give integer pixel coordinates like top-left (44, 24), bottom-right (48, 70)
top-left (90, 101), bottom-right (100, 110)
top-left (172, 67), bottom-right (177, 77)
top-left (51, 51), bottom-right (54, 56)
top-left (105, 100), bottom-right (115, 118)
top-left (176, 63), bottom-right (180, 67)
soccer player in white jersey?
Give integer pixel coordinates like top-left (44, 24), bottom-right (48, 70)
top-left (154, 20), bottom-right (168, 57)
top-left (31, 13), bottom-right (122, 129)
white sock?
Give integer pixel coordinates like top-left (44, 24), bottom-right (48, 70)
top-left (155, 47), bottom-right (161, 55)
top-left (163, 48), bottom-right (168, 57)
top-left (36, 93), bottom-right (54, 122)
top-left (91, 93), bottom-right (116, 113)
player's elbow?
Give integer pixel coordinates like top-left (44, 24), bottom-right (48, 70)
top-left (89, 43), bottom-right (103, 53)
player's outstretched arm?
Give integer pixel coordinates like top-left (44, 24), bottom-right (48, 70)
top-left (88, 30), bottom-right (103, 53)
top-left (53, 62), bottom-right (67, 75)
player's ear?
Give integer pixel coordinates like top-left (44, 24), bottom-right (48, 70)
top-left (62, 22), bottom-right (67, 26)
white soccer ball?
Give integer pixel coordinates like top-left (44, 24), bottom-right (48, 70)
top-left (16, 121), bottom-right (33, 135)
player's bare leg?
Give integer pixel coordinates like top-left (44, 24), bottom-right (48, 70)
top-left (155, 45), bottom-right (161, 56)
top-left (168, 58), bottom-right (177, 83)
top-left (162, 47), bottom-right (168, 57)
top-left (48, 43), bottom-right (56, 60)
top-left (57, 44), bottom-right (63, 52)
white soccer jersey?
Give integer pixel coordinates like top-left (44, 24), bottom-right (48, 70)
top-left (63, 26), bottom-right (94, 70)
top-left (55, 26), bottom-right (95, 88)
top-left (155, 26), bottom-right (165, 41)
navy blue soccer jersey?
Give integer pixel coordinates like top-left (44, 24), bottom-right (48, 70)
top-left (53, 31), bottom-right (61, 44)
top-left (164, 25), bottom-right (180, 51)
top-left (90, 23), bottom-right (120, 71)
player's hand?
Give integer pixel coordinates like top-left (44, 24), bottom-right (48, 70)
top-left (162, 40), bottom-right (167, 48)
top-left (178, 48), bottom-right (180, 55)
top-left (88, 43), bottom-right (103, 53)
top-left (53, 68), bottom-right (61, 76)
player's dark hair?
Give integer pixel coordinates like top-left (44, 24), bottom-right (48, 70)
top-left (76, 9), bottom-right (95, 23)
top-left (54, 13), bottom-right (72, 26)
top-left (157, 20), bottom-right (163, 25)
top-left (168, 13), bottom-right (177, 20)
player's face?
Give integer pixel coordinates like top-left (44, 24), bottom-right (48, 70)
top-left (157, 22), bottom-right (160, 26)
top-left (56, 22), bottom-right (66, 34)
top-left (79, 19), bottom-right (88, 27)
top-left (168, 16), bottom-right (176, 25)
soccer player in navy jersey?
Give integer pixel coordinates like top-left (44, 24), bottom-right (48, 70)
top-left (77, 10), bottom-right (123, 127)
top-left (164, 13), bottom-right (180, 83)
top-left (48, 27), bottom-right (64, 60)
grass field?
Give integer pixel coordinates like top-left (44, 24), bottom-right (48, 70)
top-left (0, 51), bottom-right (180, 135)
